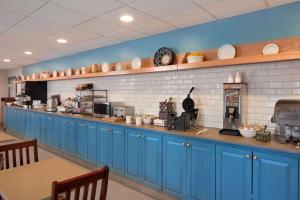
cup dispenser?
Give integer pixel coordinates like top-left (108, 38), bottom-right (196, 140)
top-left (220, 83), bottom-right (247, 135)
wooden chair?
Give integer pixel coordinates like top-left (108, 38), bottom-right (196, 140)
top-left (51, 166), bottom-right (109, 200)
top-left (0, 139), bottom-right (38, 170)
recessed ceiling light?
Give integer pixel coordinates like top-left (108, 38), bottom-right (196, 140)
top-left (3, 59), bottom-right (11, 63)
top-left (120, 15), bottom-right (133, 23)
top-left (57, 38), bottom-right (68, 44)
top-left (24, 51), bottom-right (33, 55)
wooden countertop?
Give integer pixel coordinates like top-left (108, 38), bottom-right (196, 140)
top-left (0, 133), bottom-right (15, 143)
top-left (6, 106), bottom-right (300, 155)
top-left (0, 157), bottom-right (88, 200)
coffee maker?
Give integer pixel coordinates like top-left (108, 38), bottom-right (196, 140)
top-left (220, 83), bottom-right (247, 135)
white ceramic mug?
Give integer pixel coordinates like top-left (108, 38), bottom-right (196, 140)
top-left (135, 116), bottom-right (142, 126)
top-left (126, 116), bottom-right (133, 124)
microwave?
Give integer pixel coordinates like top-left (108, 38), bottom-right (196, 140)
top-left (93, 102), bottom-right (111, 118)
top-left (93, 102), bottom-right (124, 118)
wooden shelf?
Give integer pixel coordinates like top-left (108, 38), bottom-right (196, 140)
top-left (15, 36), bottom-right (300, 84)
top-left (178, 51), bottom-right (300, 70)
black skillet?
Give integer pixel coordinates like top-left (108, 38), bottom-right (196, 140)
top-left (182, 87), bottom-right (195, 112)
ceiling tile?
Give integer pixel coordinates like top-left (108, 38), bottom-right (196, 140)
top-left (0, 23), bottom-right (10, 33)
top-left (0, 10), bottom-right (25, 27)
top-left (99, 6), bottom-right (155, 27)
top-left (192, 0), bottom-right (223, 6)
top-left (1, 27), bottom-right (49, 46)
top-left (163, 8), bottom-right (215, 28)
top-left (75, 17), bottom-right (124, 35)
top-left (107, 28), bottom-right (145, 41)
top-left (116, 0), bottom-right (137, 4)
top-left (52, 0), bottom-right (122, 16)
top-left (202, 0), bottom-right (267, 19)
top-left (0, 0), bottom-right (46, 15)
top-left (131, 19), bottom-right (176, 35)
top-left (129, 0), bottom-right (197, 18)
top-left (31, 4), bottom-right (91, 26)
top-left (17, 17), bottom-right (67, 34)
top-left (266, 0), bottom-right (298, 7)
top-left (51, 28), bottom-right (100, 43)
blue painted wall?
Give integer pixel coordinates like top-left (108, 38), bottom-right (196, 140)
top-left (23, 2), bottom-right (300, 75)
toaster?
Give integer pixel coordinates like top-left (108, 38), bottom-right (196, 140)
top-left (113, 106), bottom-right (135, 118)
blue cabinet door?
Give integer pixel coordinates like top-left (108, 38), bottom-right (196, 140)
top-left (87, 123), bottom-right (97, 163)
top-left (98, 124), bottom-right (113, 167)
top-left (142, 131), bottom-right (162, 189)
top-left (77, 121), bottom-right (88, 159)
top-left (53, 117), bottom-right (60, 148)
top-left (60, 119), bottom-right (69, 151)
top-left (253, 152), bottom-right (298, 200)
top-left (216, 146), bottom-right (252, 200)
top-left (40, 114), bottom-right (47, 144)
top-left (68, 119), bottom-right (76, 154)
top-left (34, 113), bottom-right (41, 141)
top-left (125, 129), bottom-right (142, 181)
top-left (46, 116), bottom-right (54, 145)
top-left (112, 126), bottom-right (125, 174)
top-left (187, 140), bottom-right (215, 200)
top-left (163, 136), bottom-right (187, 199)
top-left (25, 112), bottom-right (35, 138)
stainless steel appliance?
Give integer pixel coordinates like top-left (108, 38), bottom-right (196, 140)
top-left (113, 106), bottom-right (135, 118)
top-left (77, 90), bottom-right (107, 116)
top-left (271, 99), bottom-right (300, 145)
top-left (221, 83), bottom-right (247, 135)
top-left (46, 98), bottom-right (58, 112)
top-left (93, 102), bottom-right (123, 118)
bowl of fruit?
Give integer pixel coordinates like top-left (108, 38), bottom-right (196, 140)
top-left (239, 124), bottom-right (263, 138)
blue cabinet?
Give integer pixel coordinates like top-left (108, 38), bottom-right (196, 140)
top-left (98, 124), bottom-right (125, 174)
top-left (40, 114), bottom-right (47, 144)
top-left (77, 121), bottom-right (88, 158)
top-left (253, 152), bottom-right (298, 200)
top-left (163, 136), bottom-right (215, 200)
top-left (34, 113), bottom-right (41, 141)
top-left (53, 117), bottom-right (61, 148)
top-left (87, 123), bottom-right (97, 163)
top-left (216, 146), bottom-right (252, 200)
top-left (187, 140), bottom-right (215, 200)
top-left (125, 129), bottom-right (162, 189)
top-left (125, 129), bottom-right (141, 180)
top-left (46, 116), bottom-right (54, 145)
top-left (163, 136), bottom-right (187, 199)
top-left (25, 112), bottom-right (35, 138)
top-left (60, 118), bottom-right (76, 154)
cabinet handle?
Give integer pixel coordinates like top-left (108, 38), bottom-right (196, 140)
top-left (141, 135), bottom-right (145, 139)
top-left (186, 143), bottom-right (191, 147)
top-left (138, 134), bottom-right (142, 138)
top-left (182, 142), bottom-right (185, 146)
top-left (245, 154), bottom-right (251, 159)
top-left (253, 156), bottom-right (259, 160)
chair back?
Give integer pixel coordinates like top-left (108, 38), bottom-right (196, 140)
top-left (0, 139), bottom-right (39, 170)
top-left (51, 166), bottom-right (109, 200)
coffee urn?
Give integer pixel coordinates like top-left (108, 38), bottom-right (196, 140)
top-left (220, 83), bottom-right (247, 135)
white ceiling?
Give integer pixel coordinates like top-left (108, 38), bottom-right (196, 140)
top-left (0, 0), bottom-right (297, 70)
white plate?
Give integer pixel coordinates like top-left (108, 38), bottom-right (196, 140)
top-left (115, 63), bottom-right (122, 71)
top-left (131, 57), bottom-right (142, 69)
top-left (263, 43), bottom-right (279, 55)
top-left (218, 44), bottom-right (236, 60)
top-left (101, 62), bottom-right (109, 72)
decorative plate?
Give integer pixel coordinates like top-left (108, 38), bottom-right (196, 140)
top-left (153, 47), bottom-right (175, 67)
top-left (131, 57), bottom-right (142, 69)
top-left (263, 43), bottom-right (279, 55)
top-left (218, 44), bottom-right (236, 60)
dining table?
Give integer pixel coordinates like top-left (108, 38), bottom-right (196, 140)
top-left (0, 157), bottom-right (89, 200)
top-left (0, 134), bottom-right (15, 143)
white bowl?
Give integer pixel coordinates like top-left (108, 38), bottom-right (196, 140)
top-left (187, 56), bottom-right (204, 63)
top-left (142, 116), bottom-right (152, 125)
top-left (239, 128), bottom-right (257, 138)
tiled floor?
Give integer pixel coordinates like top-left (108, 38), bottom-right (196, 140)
top-left (0, 129), bottom-right (155, 200)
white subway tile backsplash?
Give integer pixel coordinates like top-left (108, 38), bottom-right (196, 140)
top-left (48, 60), bottom-right (300, 130)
